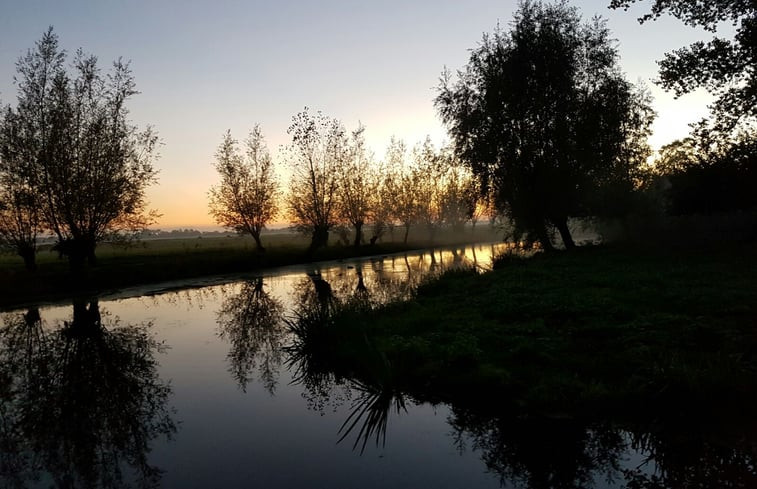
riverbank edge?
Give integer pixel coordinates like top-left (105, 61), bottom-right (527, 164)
top-left (0, 236), bottom-right (499, 311)
top-left (295, 242), bottom-right (757, 420)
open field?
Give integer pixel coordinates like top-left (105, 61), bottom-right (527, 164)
top-left (0, 225), bottom-right (502, 310)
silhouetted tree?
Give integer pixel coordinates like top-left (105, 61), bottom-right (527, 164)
top-left (3, 28), bottom-right (159, 269)
top-left (436, 1), bottom-right (654, 249)
top-left (0, 107), bottom-right (41, 269)
top-left (439, 150), bottom-right (479, 231)
top-left (367, 160), bottom-right (394, 244)
top-left (208, 127), bottom-right (279, 251)
top-left (653, 129), bottom-right (757, 215)
top-left (336, 125), bottom-right (375, 247)
top-left (450, 413), bottom-right (627, 489)
top-left (383, 137), bottom-right (417, 244)
top-left (285, 109), bottom-right (345, 252)
top-left (609, 0), bottom-right (756, 132)
top-left (654, 137), bottom-right (703, 175)
top-left (411, 138), bottom-right (445, 240)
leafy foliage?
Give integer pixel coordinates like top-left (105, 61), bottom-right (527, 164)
top-left (651, 129), bottom-right (757, 214)
top-left (216, 278), bottom-right (285, 393)
top-left (609, 0), bottom-right (757, 132)
top-left (0, 302), bottom-right (175, 487)
top-left (0, 28), bottom-right (159, 268)
top-left (208, 126), bottom-right (279, 251)
top-left (336, 125), bottom-right (376, 247)
top-left (284, 108), bottom-right (347, 252)
top-left (0, 106), bottom-right (41, 269)
top-left (436, 1), bottom-right (655, 249)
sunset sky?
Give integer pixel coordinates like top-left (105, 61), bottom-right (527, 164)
top-left (0, 0), bottom-right (720, 228)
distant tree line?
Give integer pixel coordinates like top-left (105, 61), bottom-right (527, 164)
top-left (2, 0), bottom-right (755, 270)
top-left (644, 127), bottom-right (757, 216)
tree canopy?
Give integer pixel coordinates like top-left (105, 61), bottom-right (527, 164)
top-left (0, 28), bottom-right (159, 268)
top-left (209, 126), bottom-right (279, 251)
top-left (436, 0), bottom-right (654, 249)
top-left (284, 108), bottom-right (346, 252)
top-left (652, 128), bottom-right (757, 215)
top-left (609, 0), bottom-right (756, 132)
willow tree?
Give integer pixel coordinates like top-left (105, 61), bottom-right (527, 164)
top-left (0, 107), bottom-right (42, 269)
top-left (367, 159), bottom-right (395, 244)
top-left (439, 152), bottom-right (479, 231)
top-left (411, 138), bottom-right (445, 240)
top-left (336, 125), bottom-right (375, 247)
top-left (285, 109), bottom-right (345, 252)
top-left (383, 138), bottom-right (418, 244)
top-left (209, 127), bottom-right (279, 251)
top-left (5, 28), bottom-right (159, 268)
top-left (436, 1), bottom-right (654, 249)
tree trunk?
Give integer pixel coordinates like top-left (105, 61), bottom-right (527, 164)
top-left (24, 308), bottom-right (41, 326)
top-left (62, 237), bottom-right (97, 270)
top-left (87, 242), bottom-right (97, 266)
top-left (308, 225), bottom-right (329, 253)
top-left (68, 246), bottom-right (87, 270)
top-left (309, 274), bottom-right (333, 310)
top-left (69, 300), bottom-right (102, 337)
top-left (554, 218), bottom-right (576, 250)
top-left (355, 268), bottom-right (367, 293)
top-left (18, 245), bottom-right (36, 271)
top-left (535, 224), bottom-right (554, 252)
top-left (353, 222), bottom-right (363, 248)
top-left (403, 224), bottom-right (410, 244)
top-left (251, 231), bottom-right (265, 252)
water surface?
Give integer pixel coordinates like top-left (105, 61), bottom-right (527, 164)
top-left (1, 243), bottom-right (753, 488)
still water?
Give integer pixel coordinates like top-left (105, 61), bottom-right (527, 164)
top-left (0, 243), bottom-right (752, 488)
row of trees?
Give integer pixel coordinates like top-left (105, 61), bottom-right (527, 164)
top-left (209, 108), bottom-right (485, 253)
top-left (3, 1), bottom-right (753, 269)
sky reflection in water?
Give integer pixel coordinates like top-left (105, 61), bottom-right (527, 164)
top-left (1, 243), bottom-right (754, 488)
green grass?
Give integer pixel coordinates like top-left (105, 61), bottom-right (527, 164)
top-left (298, 243), bottom-right (757, 418)
top-left (0, 226), bottom-right (500, 310)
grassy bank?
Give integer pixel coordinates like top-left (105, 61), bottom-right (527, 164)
top-left (293, 243), bottom-right (757, 418)
top-left (0, 226), bottom-right (499, 310)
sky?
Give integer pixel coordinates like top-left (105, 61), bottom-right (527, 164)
top-left (0, 0), bottom-right (721, 228)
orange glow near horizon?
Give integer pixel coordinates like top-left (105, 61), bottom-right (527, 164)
top-left (147, 96), bottom-right (709, 230)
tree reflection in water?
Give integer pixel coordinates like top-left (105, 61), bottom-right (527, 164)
top-left (286, 271), bottom-right (409, 453)
top-left (285, 272), bottom-right (757, 488)
top-left (449, 411), bottom-right (627, 489)
top-left (0, 300), bottom-right (176, 489)
top-left (285, 272), bottom-right (347, 414)
top-left (216, 277), bottom-right (285, 393)
top-left (448, 409), bottom-right (757, 489)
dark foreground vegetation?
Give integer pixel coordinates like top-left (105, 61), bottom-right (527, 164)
top-left (290, 242), bottom-right (757, 417)
top-left (284, 240), bottom-right (757, 486)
